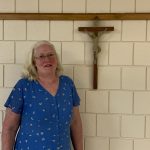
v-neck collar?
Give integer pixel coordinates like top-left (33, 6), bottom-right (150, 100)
top-left (36, 76), bottom-right (61, 97)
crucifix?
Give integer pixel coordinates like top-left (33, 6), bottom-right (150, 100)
top-left (78, 19), bottom-right (114, 89)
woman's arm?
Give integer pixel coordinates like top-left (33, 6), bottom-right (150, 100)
top-left (70, 107), bottom-right (83, 150)
top-left (2, 108), bottom-right (21, 150)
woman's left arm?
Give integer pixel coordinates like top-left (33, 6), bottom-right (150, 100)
top-left (70, 107), bottom-right (83, 150)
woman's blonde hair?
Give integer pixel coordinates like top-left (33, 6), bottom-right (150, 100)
top-left (22, 40), bottom-right (63, 80)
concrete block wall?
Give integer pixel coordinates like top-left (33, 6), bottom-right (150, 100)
top-left (0, 0), bottom-right (150, 150)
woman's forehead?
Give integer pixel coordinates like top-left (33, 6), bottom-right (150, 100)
top-left (34, 44), bottom-right (55, 54)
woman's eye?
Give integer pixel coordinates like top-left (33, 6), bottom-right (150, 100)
top-left (48, 54), bottom-right (54, 57)
top-left (39, 55), bottom-right (45, 58)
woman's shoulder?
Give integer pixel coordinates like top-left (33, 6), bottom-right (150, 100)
top-left (15, 78), bottom-right (33, 87)
top-left (60, 75), bottom-right (73, 84)
top-left (18, 77), bottom-right (32, 83)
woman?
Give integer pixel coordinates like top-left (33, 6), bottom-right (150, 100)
top-left (2, 41), bottom-right (83, 150)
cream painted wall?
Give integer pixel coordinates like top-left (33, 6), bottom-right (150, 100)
top-left (0, 0), bottom-right (150, 150)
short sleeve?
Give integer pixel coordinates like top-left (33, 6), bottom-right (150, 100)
top-left (71, 80), bottom-right (80, 107)
top-left (4, 79), bottom-right (24, 114)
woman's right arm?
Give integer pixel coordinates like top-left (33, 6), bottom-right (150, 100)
top-left (2, 108), bottom-right (21, 150)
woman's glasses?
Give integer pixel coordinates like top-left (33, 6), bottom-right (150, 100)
top-left (34, 53), bottom-right (56, 61)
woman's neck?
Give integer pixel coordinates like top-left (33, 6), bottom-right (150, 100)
top-left (37, 73), bottom-right (59, 96)
top-left (38, 73), bottom-right (58, 84)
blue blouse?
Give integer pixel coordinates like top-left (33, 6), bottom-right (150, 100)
top-left (4, 75), bottom-right (80, 150)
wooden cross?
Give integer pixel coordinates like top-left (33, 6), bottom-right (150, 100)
top-left (78, 20), bottom-right (114, 89)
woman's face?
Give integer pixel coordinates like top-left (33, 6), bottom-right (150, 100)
top-left (34, 44), bottom-right (57, 76)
